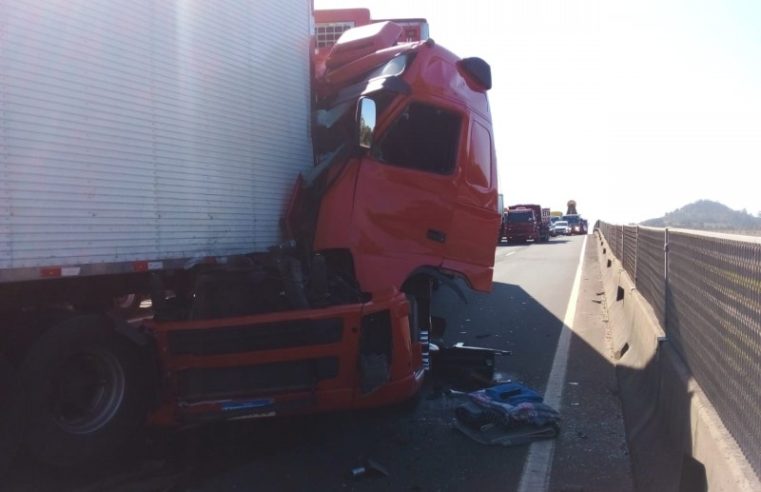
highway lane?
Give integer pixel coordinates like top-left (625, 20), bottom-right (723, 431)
top-left (437, 236), bottom-right (585, 391)
top-left (416, 236), bottom-right (587, 491)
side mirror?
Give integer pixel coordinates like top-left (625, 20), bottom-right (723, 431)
top-left (356, 97), bottom-right (376, 150)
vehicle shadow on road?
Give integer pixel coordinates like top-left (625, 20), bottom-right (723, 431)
top-left (5, 244), bottom-right (698, 492)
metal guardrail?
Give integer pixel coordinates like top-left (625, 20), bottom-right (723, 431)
top-left (597, 222), bottom-right (761, 477)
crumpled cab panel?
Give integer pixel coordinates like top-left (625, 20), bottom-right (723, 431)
top-left (313, 41), bottom-right (500, 294)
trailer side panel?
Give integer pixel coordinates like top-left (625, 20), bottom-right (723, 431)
top-left (0, 0), bottom-right (313, 273)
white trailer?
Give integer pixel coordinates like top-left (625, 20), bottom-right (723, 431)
top-left (0, 0), bottom-right (314, 470)
top-left (1, 0), bottom-right (314, 284)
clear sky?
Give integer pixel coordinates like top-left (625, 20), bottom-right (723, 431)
top-left (314, 0), bottom-right (761, 225)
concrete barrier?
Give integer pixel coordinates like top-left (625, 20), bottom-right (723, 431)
top-left (595, 231), bottom-right (760, 492)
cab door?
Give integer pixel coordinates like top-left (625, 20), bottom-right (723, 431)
top-left (350, 100), bottom-right (463, 292)
top-left (443, 118), bottom-right (501, 292)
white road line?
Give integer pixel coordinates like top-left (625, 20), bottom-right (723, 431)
top-left (505, 252), bottom-right (516, 257)
top-left (517, 235), bottom-right (588, 492)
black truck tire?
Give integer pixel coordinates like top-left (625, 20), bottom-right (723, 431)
top-left (19, 315), bottom-right (151, 467)
top-left (0, 356), bottom-right (24, 475)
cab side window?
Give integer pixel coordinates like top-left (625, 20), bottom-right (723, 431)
top-left (467, 122), bottom-right (493, 188)
top-left (373, 103), bottom-right (461, 175)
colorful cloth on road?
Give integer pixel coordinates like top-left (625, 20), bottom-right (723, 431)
top-left (466, 383), bottom-right (561, 428)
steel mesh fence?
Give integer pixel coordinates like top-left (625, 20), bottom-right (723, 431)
top-left (599, 221), bottom-right (761, 476)
top-left (604, 222), bottom-right (616, 256)
top-left (598, 223), bottom-right (609, 246)
top-left (666, 231), bottom-right (761, 476)
top-left (606, 224), bottom-right (622, 261)
top-left (635, 227), bottom-right (665, 325)
top-left (623, 226), bottom-right (637, 279)
top-left (601, 222), bottom-right (615, 256)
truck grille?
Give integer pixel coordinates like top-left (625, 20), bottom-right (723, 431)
top-left (176, 358), bottom-right (339, 401)
top-left (167, 318), bottom-right (343, 356)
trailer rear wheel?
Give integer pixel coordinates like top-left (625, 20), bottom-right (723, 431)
top-left (0, 356), bottom-right (23, 475)
top-left (113, 293), bottom-right (140, 310)
top-left (20, 315), bottom-right (150, 467)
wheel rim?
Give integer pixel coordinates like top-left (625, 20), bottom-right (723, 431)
top-left (114, 293), bottom-right (136, 309)
top-left (52, 349), bottom-right (125, 434)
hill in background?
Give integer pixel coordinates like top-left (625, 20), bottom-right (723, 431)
top-left (641, 200), bottom-right (761, 233)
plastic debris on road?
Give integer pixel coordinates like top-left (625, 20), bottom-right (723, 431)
top-left (351, 458), bottom-right (389, 479)
top-left (431, 343), bottom-right (511, 390)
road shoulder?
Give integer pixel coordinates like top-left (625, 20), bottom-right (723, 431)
top-left (549, 237), bottom-right (634, 492)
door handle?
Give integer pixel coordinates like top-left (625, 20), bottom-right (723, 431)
top-left (427, 229), bottom-right (447, 243)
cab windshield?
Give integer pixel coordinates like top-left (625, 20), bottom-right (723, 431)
top-left (563, 215), bottom-right (580, 225)
top-left (313, 54), bottom-right (413, 157)
top-left (507, 212), bottom-right (533, 223)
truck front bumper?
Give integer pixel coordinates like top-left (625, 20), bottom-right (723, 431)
top-left (145, 292), bottom-right (424, 426)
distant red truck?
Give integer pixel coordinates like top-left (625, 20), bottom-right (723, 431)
top-left (503, 205), bottom-right (540, 243)
top-left (503, 207), bottom-right (536, 243)
top-left (503, 204), bottom-right (550, 243)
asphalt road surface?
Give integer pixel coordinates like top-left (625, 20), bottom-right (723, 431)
top-left (7, 234), bottom-right (633, 492)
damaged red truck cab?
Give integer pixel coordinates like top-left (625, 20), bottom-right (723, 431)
top-left (148, 23), bottom-right (500, 426)
top-left (151, 22), bottom-right (500, 425)
top-left (312, 24), bottom-right (500, 294)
